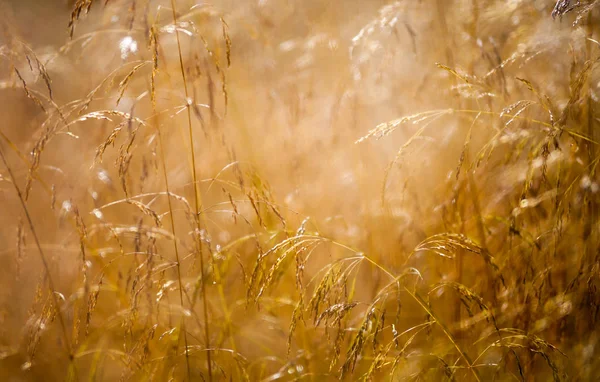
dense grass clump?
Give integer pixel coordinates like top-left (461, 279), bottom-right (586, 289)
top-left (2, 0), bottom-right (600, 380)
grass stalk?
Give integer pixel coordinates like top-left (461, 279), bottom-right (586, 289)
top-left (169, 1), bottom-right (213, 380)
top-left (149, 23), bottom-right (192, 381)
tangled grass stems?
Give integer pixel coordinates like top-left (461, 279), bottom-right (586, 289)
top-left (403, 287), bottom-right (482, 382)
top-left (4, 0), bottom-right (600, 379)
top-left (0, 139), bottom-right (78, 380)
top-left (348, 247), bottom-right (484, 380)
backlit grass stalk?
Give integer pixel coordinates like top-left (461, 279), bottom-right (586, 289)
top-left (148, 24), bottom-right (191, 381)
top-left (169, 1), bottom-right (213, 380)
top-left (585, 11), bottom-right (598, 272)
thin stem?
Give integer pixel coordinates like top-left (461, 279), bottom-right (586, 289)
top-left (150, 25), bottom-right (191, 381)
top-left (169, 1), bottom-right (213, 380)
top-left (157, 113), bottom-right (193, 382)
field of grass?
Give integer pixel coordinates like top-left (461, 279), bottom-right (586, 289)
top-left (1, 0), bottom-right (600, 380)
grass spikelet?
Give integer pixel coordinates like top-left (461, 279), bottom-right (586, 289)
top-left (287, 297), bottom-right (304, 356)
top-left (430, 282), bottom-right (498, 329)
top-left (95, 124), bottom-right (122, 164)
top-left (246, 190), bottom-right (265, 229)
top-left (308, 264), bottom-right (342, 323)
top-left (515, 78), bottom-right (556, 125)
top-left (85, 273), bottom-right (103, 336)
top-left (249, 235), bottom-right (311, 301)
top-left (116, 61), bottom-right (149, 106)
top-left (256, 238), bottom-right (317, 300)
top-left (69, 0), bottom-right (97, 38)
top-left (341, 307), bottom-right (375, 378)
top-left (479, 329), bottom-right (566, 381)
top-left (330, 319), bottom-right (347, 372)
top-left (127, 199), bottom-right (162, 227)
top-left (558, 57), bottom-right (600, 127)
top-left (26, 292), bottom-right (57, 364)
top-left (552, 0), bottom-right (579, 19)
top-left (356, 109), bottom-right (451, 143)
top-left (315, 301), bottom-right (358, 327)
top-left (220, 69), bottom-right (228, 113)
top-left (15, 218), bottom-right (25, 279)
top-left (116, 127), bottom-right (137, 197)
top-left (409, 233), bottom-right (505, 286)
top-left (380, 124), bottom-right (429, 208)
top-left (436, 63), bottom-right (479, 85)
top-left (72, 203), bottom-right (89, 348)
top-left (75, 62), bottom-right (146, 115)
top-left (14, 68), bottom-right (46, 112)
top-left (363, 350), bottom-right (386, 381)
top-left (149, 26), bottom-right (159, 109)
top-left (500, 100), bottom-right (535, 127)
top-left (220, 17), bottom-right (231, 68)
top-left (17, 43), bottom-right (55, 100)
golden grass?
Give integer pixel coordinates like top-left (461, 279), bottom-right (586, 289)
top-left (1, 0), bottom-right (600, 380)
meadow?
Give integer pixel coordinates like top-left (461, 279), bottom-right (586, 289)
top-left (1, 0), bottom-right (599, 380)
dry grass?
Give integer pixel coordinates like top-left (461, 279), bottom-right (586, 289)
top-left (1, 0), bottom-right (600, 380)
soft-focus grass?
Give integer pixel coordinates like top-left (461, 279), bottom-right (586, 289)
top-left (1, 0), bottom-right (600, 380)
